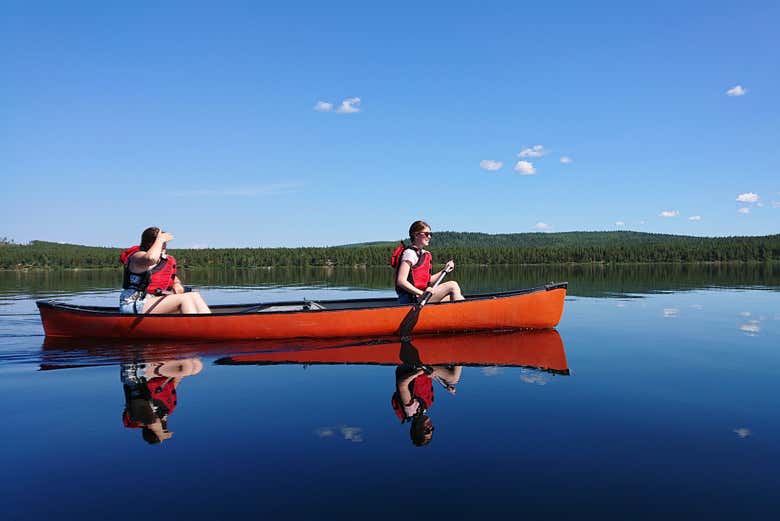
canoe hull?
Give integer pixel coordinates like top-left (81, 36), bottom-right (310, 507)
top-left (37, 284), bottom-right (566, 340)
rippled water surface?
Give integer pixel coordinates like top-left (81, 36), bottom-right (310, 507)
top-left (1, 267), bottom-right (779, 519)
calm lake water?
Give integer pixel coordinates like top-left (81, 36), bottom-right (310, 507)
top-left (2, 266), bottom-right (779, 519)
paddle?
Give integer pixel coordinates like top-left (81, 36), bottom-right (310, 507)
top-left (398, 266), bottom-right (452, 339)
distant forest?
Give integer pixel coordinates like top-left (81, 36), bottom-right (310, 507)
top-left (1, 231), bottom-right (779, 269)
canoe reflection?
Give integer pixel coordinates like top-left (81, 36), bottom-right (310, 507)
top-left (41, 330), bottom-right (567, 372)
top-left (213, 330), bottom-right (567, 372)
top-left (216, 330), bottom-right (568, 448)
top-left (41, 330), bottom-right (566, 447)
top-left (121, 359), bottom-right (202, 445)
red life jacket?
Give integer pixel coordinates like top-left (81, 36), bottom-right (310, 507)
top-left (120, 246), bottom-right (177, 295)
top-left (391, 373), bottom-right (434, 422)
top-left (122, 376), bottom-right (179, 428)
top-left (390, 243), bottom-right (432, 292)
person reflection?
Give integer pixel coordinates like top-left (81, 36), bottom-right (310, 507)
top-left (391, 339), bottom-right (462, 446)
top-left (120, 358), bottom-right (203, 445)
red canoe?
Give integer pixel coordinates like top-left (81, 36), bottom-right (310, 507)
top-left (37, 283), bottom-right (567, 340)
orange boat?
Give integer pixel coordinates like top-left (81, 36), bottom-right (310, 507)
top-left (36, 282), bottom-right (566, 340)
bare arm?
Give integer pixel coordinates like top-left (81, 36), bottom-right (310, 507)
top-left (396, 369), bottom-right (424, 405)
top-left (429, 260), bottom-right (455, 285)
top-left (172, 275), bottom-right (185, 294)
top-left (128, 232), bottom-right (174, 272)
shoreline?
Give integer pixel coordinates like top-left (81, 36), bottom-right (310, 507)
top-left (3, 260), bottom-right (778, 272)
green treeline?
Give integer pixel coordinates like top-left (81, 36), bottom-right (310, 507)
top-left (1, 231), bottom-right (779, 269)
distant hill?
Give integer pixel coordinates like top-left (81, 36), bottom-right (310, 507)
top-left (340, 231), bottom-right (767, 248)
top-left (1, 232), bottom-right (779, 269)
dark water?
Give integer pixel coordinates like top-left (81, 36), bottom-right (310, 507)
top-left (1, 266), bottom-right (779, 519)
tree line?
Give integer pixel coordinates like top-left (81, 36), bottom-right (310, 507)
top-left (1, 231), bottom-right (779, 269)
top-left (5, 263), bottom-right (779, 297)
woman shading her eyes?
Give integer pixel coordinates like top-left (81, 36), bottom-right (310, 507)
top-left (119, 227), bottom-right (210, 314)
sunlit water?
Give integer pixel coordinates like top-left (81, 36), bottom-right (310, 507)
top-left (1, 267), bottom-right (778, 519)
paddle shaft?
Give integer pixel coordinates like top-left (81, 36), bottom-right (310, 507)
top-left (418, 265), bottom-right (453, 307)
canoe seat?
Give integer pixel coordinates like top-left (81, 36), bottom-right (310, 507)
top-left (255, 301), bottom-right (326, 313)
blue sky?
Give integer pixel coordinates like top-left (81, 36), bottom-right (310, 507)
top-left (2, 1), bottom-right (778, 248)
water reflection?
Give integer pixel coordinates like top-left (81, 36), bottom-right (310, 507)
top-left (218, 330), bottom-right (568, 446)
top-left (392, 338), bottom-right (462, 446)
top-left (39, 330), bottom-right (566, 446)
top-left (120, 359), bottom-right (202, 445)
top-left (213, 330), bottom-right (568, 373)
top-left (4, 262), bottom-right (779, 300)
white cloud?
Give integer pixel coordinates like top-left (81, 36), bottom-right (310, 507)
top-left (316, 425), bottom-right (364, 442)
top-left (688, 215), bottom-right (702, 221)
top-left (336, 97), bottom-right (361, 114)
top-left (659, 210), bottom-right (679, 218)
top-left (772, 201), bottom-right (780, 208)
top-left (615, 221), bottom-right (625, 227)
top-left (559, 156), bottom-right (572, 164)
top-left (190, 243), bottom-right (209, 249)
top-left (740, 322), bottom-right (760, 335)
top-left (313, 100), bottom-right (333, 112)
top-left (736, 192), bottom-right (759, 203)
top-left (663, 308), bottom-right (679, 318)
top-left (638, 220), bottom-right (646, 225)
top-left (518, 145), bottom-right (548, 158)
top-left (514, 160), bottom-right (537, 175)
top-left (315, 427), bottom-right (335, 438)
top-left (738, 207), bottom-right (750, 214)
top-left (482, 366), bottom-right (503, 376)
top-left (174, 183), bottom-right (302, 198)
top-left (534, 222), bottom-right (551, 230)
top-left (734, 427), bottom-right (751, 438)
top-left (520, 370), bottom-right (548, 385)
top-left (726, 85), bottom-right (747, 97)
top-left (340, 426), bottom-right (364, 443)
top-left (480, 160), bottom-right (503, 171)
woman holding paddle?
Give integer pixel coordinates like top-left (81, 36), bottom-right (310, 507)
top-left (119, 227), bottom-right (211, 314)
top-left (393, 220), bottom-right (464, 305)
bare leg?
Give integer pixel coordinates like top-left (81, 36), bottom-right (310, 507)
top-left (148, 358), bottom-right (203, 378)
top-left (428, 281), bottom-right (465, 303)
top-left (191, 292), bottom-right (211, 313)
top-left (143, 294), bottom-right (195, 314)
